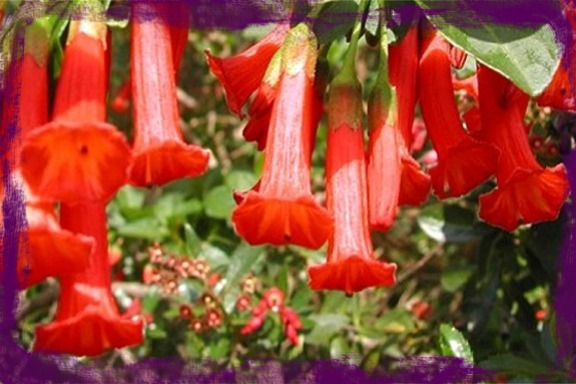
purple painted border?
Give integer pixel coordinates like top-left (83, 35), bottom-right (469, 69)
top-left (0, 0), bottom-right (573, 383)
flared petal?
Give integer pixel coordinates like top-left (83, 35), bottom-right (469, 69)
top-left (35, 305), bottom-right (143, 357)
top-left (309, 257), bottom-right (396, 296)
top-left (232, 193), bottom-right (333, 249)
top-left (479, 166), bottom-right (569, 231)
top-left (20, 121), bottom-right (131, 203)
top-left (129, 141), bottom-right (209, 187)
top-left (206, 23), bottom-right (289, 117)
top-left (398, 155), bottom-right (431, 206)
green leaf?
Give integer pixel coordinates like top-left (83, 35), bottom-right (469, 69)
top-left (373, 308), bottom-right (415, 334)
top-left (115, 185), bottom-right (146, 211)
top-left (306, 314), bottom-right (349, 346)
top-left (224, 170), bottom-right (258, 192)
top-left (199, 243), bottom-right (230, 270)
top-left (183, 223), bottom-right (202, 256)
top-left (147, 327), bottom-right (167, 339)
top-left (117, 217), bottom-right (169, 240)
top-left (330, 336), bottom-right (349, 359)
top-left (414, 0), bottom-right (561, 96)
top-left (361, 347), bottom-right (381, 373)
top-left (203, 185), bottom-right (235, 220)
top-left (417, 203), bottom-right (485, 243)
top-left (218, 243), bottom-right (265, 296)
top-left (441, 265), bottom-right (476, 292)
top-left (312, 1), bottom-right (359, 45)
top-left (478, 354), bottom-right (552, 377)
top-left (439, 323), bottom-right (474, 364)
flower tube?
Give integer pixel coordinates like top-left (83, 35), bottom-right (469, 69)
top-left (129, 2), bottom-right (209, 187)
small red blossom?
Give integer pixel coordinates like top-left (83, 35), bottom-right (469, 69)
top-left (535, 309), bottom-right (547, 322)
top-left (240, 313), bottom-right (266, 336)
top-left (236, 295), bottom-right (252, 312)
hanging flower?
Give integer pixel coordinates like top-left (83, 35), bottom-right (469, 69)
top-left (129, 2), bottom-right (209, 187)
top-left (535, 0), bottom-right (576, 111)
top-left (20, 20), bottom-right (131, 203)
top-left (418, 29), bottom-right (500, 199)
top-left (232, 24), bottom-right (333, 249)
top-left (34, 202), bottom-right (143, 357)
top-left (476, 66), bottom-right (569, 231)
top-left (0, 20), bottom-right (94, 289)
top-left (388, 25), bottom-right (430, 207)
top-left (309, 58), bottom-right (396, 295)
top-left (206, 23), bottom-right (289, 117)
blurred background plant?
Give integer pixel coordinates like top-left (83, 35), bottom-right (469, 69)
top-left (6, 2), bottom-right (571, 382)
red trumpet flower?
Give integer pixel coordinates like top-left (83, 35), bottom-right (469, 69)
top-left (34, 202), bottom-right (143, 357)
top-left (129, 2), bottom-right (209, 187)
top-left (476, 66), bottom-right (569, 231)
top-left (0, 21), bottom-right (94, 289)
top-left (418, 29), bottom-right (500, 199)
top-left (535, 0), bottom-right (576, 111)
top-left (389, 26), bottom-right (431, 206)
top-left (206, 23), bottom-right (289, 117)
top-left (309, 72), bottom-right (396, 295)
top-left (232, 24), bottom-right (333, 249)
top-left (20, 20), bottom-right (131, 203)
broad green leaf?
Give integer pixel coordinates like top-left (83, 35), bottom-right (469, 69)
top-left (373, 308), bottom-right (415, 334)
top-left (439, 323), bottom-right (474, 364)
top-left (147, 327), bottom-right (167, 339)
top-left (306, 313), bottom-right (348, 346)
top-left (478, 354), bottom-right (553, 377)
top-left (312, 1), bottom-right (358, 45)
top-left (360, 347), bottom-right (381, 373)
top-left (199, 243), bottom-right (230, 270)
top-left (117, 217), bottom-right (169, 240)
top-left (224, 170), bottom-right (258, 192)
top-left (203, 185), bottom-right (235, 220)
top-left (219, 243), bottom-right (265, 296)
top-left (330, 336), bottom-right (349, 359)
top-left (183, 223), bottom-right (202, 256)
top-left (414, 0), bottom-right (561, 96)
top-left (417, 203), bottom-right (485, 243)
top-left (441, 264), bottom-right (476, 292)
